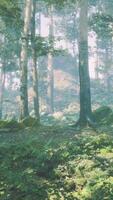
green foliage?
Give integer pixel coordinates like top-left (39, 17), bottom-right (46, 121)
top-left (0, 126), bottom-right (113, 199)
top-left (0, 0), bottom-right (22, 28)
top-left (43, 0), bottom-right (67, 8)
top-left (0, 120), bottom-right (24, 130)
top-left (90, 13), bottom-right (113, 38)
top-left (29, 36), bottom-right (66, 57)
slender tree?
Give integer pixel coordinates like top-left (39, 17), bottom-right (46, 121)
top-left (47, 5), bottom-right (54, 114)
top-left (78, 0), bottom-right (93, 126)
top-left (20, 0), bottom-right (32, 119)
top-left (95, 38), bottom-right (99, 79)
top-left (0, 64), bottom-right (6, 119)
top-left (31, 0), bottom-right (40, 120)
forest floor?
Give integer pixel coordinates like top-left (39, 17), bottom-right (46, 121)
top-left (0, 124), bottom-right (113, 200)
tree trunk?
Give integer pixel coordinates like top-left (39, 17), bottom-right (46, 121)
top-left (78, 0), bottom-right (93, 126)
top-left (95, 39), bottom-right (99, 79)
top-left (31, 0), bottom-right (40, 120)
top-left (104, 43), bottom-right (111, 97)
top-left (47, 5), bottom-right (54, 114)
top-left (0, 65), bottom-right (6, 119)
top-left (20, 0), bottom-right (32, 119)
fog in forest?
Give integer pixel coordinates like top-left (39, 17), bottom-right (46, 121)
top-left (1, 1), bottom-right (113, 200)
top-left (1, 0), bottom-right (113, 126)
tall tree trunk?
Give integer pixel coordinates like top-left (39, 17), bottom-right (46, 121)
top-left (72, 11), bottom-right (79, 82)
top-left (105, 44), bottom-right (111, 97)
top-left (95, 39), bottom-right (99, 80)
top-left (47, 5), bottom-right (54, 114)
top-left (78, 0), bottom-right (93, 126)
top-left (38, 11), bottom-right (41, 36)
top-left (31, 0), bottom-right (40, 120)
top-left (20, 0), bottom-right (32, 119)
top-left (0, 65), bottom-right (6, 119)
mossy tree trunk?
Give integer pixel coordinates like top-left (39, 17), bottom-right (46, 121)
top-left (20, 0), bottom-right (32, 119)
top-left (31, 0), bottom-right (40, 120)
top-left (78, 0), bottom-right (93, 127)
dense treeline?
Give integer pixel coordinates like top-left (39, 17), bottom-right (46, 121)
top-left (0, 0), bottom-right (113, 126)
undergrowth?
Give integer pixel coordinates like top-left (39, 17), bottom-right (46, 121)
top-left (0, 126), bottom-right (113, 200)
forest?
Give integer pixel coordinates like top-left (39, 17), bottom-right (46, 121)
top-left (0, 0), bottom-right (113, 199)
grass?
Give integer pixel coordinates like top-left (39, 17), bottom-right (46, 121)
top-left (0, 125), bottom-right (113, 200)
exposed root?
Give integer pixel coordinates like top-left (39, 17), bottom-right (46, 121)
top-left (72, 116), bottom-right (99, 133)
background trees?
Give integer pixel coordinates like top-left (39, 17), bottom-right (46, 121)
top-left (0, 0), bottom-right (113, 125)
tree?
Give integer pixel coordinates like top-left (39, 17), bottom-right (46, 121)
top-left (47, 5), bottom-right (54, 113)
top-left (90, 1), bottom-right (113, 103)
top-left (78, 0), bottom-right (93, 126)
top-left (31, 0), bottom-right (40, 120)
top-left (20, 0), bottom-right (32, 119)
top-left (0, 62), bottom-right (6, 119)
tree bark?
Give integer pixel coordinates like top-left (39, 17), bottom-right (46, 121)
top-left (78, 0), bottom-right (93, 126)
top-left (20, 0), bottom-right (32, 119)
top-left (31, 0), bottom-right (40, 120)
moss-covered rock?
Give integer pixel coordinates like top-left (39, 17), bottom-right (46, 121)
top-left (106, 112), bottom-right (113, 125)
top-left (93, 106), bottom-right (113, 125)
